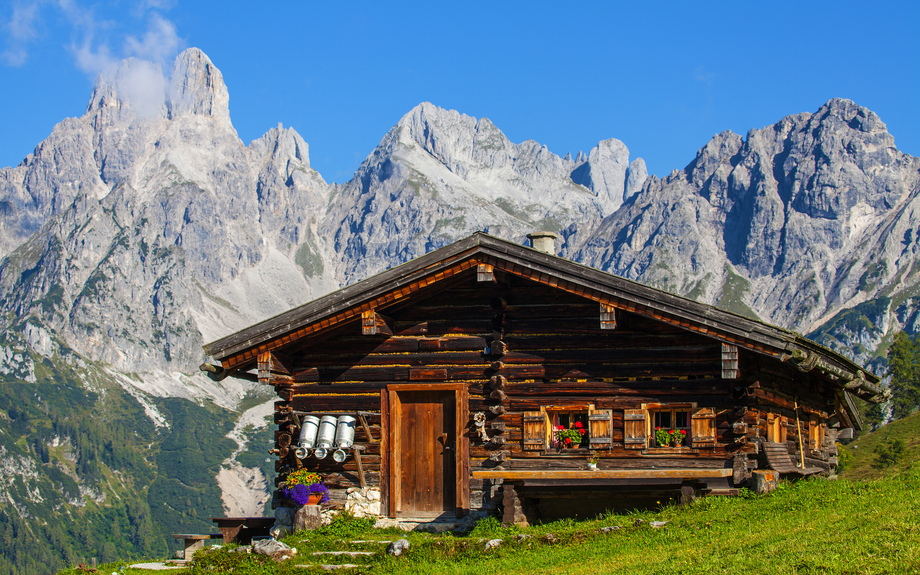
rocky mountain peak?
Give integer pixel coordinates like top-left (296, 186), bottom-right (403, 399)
top-left (684, 130), bottom-right (743, 188)
top-left (819, 97), bottom-right (889, 135)
top-left (570, 137), bottom-right (647, 214)
top-left (85, 58), bottom-right (168, 121)
top-left (393, 102), bottom-right (514, 175)
top-left (168, 48), bottom-right (231, 121)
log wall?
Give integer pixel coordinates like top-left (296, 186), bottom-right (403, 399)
top-left (266, 271), bottom-right (840, 511)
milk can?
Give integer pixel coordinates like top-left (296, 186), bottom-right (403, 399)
top-left (315, 415), bottom-right (338, 459)
top-left (295, 415), bottom-right (320, 459)
top-left (330, 416), bottom-right (356, 462)
top-left (334, 416), bottom-right (357, 449)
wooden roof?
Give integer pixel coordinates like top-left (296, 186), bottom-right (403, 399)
top-left (202, 232), bottom-right (884, 403)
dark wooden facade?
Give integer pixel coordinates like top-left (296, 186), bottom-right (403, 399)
top-left (202, 233), bottom-right (885, 522)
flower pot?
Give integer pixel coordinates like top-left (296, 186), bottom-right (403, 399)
top-left (306, 493), bottom-right (323, 506)
top-left (587, 462), bottom-right (598, 470)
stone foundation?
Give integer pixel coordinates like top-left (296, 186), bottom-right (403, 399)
top-left (344, 487), bottom-right (381, 517)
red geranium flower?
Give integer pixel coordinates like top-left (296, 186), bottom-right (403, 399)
top-left (565, 438), bottom-right (572, 445)
top-left (574, 421), bottom-right (583, 428)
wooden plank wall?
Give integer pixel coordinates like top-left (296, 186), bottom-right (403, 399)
top-left (267, 272), bottom-right (835, 510)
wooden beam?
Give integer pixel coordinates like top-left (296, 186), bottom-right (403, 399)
top-left (471, 469), bottom-right (733, 480)
top-left (477, 264), bottom-right (494, 282)
top-left (258, 352), bottom-right (271, 384)
top-left (361, 310), bottom-right (378, 335)
top-left (199, 363), bottom-right (259, 383)
top-left (357, 412), bottom-right (376, 443)
top-left (353, 445), bottom-right (366, 489)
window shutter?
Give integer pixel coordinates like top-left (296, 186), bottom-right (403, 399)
top-left (623, 409), bottom-right (647, 449)
top-left (523, 411), bottom-right (547, 451)
top-left (691, 407), bottom-right (716, 446)
top-left (588, 408), bottom-right (613, 448)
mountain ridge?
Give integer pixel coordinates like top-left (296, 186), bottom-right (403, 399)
top-left (0, 47), bottom-right (918, 574)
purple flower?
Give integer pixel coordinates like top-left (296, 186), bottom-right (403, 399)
top-left (283, 482), bottom-right (330, 505)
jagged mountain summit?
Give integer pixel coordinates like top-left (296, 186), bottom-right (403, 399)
top-left (568, 98), bottom-right (920, 365)
top-left (0, 49), bottom-right (649, 379)
top-left (321, 101), bottom-right (647, 285)
top-left (0, 48), bottom-right (335, 381)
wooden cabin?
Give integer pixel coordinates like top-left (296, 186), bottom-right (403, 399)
top-left (201, 232), bottom-right (885, 524)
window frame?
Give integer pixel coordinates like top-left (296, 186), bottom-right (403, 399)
top-left (522, 404), bottom-right (614, 452)
top-left (644, 402), bottom-right (695, 447)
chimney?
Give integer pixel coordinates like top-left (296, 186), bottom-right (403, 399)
top-left (527, 231), bottom-right (558, 255)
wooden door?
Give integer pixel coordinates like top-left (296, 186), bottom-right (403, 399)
top-left (389, 389), bottom-right (457, 516)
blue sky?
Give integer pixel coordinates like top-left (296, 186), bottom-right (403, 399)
top-left (1, 1), bottom-right (918, 184)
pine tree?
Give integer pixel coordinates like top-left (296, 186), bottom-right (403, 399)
top-left (885, 331), bottom-right (920, 419)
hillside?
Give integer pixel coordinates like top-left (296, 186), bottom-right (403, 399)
top-left (55, 468), bottom-right (920, 574)
top-left (839, 411), bottom-right (920, 481)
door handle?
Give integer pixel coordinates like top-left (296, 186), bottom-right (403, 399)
top-left (438, 434), bottom-right (452, 450)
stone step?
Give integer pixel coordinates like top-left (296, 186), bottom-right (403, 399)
top-left (295, 564), bottom-right (363, 571)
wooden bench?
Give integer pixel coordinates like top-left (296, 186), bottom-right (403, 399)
top-left (472, 469), bottom-right (733, 526)
top-left (172, 533), bottom-right (223, 560)
top-left (471, 469), bottom-right (732, 481)
top-left (763, 443), bottom-right (822, 476)
top-left (210, 517), bottom-right (275, 544)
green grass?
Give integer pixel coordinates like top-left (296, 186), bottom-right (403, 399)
top-left (61, 468), bottom-right (920, 575)
top-left (840, 411), bottom-right (920, 481)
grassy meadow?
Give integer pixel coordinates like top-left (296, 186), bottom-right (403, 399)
top-left (55, 463), bottom-right (920, 574)
top-left (52, 412), bottom-right (920, 574)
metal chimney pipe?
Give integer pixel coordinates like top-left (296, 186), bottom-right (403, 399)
top-left (527, 232), bottom-right (558, 255)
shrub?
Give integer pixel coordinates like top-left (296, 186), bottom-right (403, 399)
top-left (872, 438), bottom-right (905, 470)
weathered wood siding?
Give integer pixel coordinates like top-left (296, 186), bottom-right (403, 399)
top-left (268, 271), bottom-right (840, 509)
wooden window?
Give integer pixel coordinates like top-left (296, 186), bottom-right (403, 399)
top-left (808, 417), bottom-right (825, 452)
top-left (523, 405), bottom-right (602, 450)
top-left (523, 411), bottom-right (549, 451)
top-left (721, 343), bottom-right (739, 379)
top-left (624, 409), bottom-right (647, 449)
top-left (690, 407), bottom-right (716, 447)
top-left (588, 407), bottom-right (613, 448)
top-left (550, 409), bottom-right (589, 448)
top-left (639, 402), bottom-right (714, 448)
top-left (648, 407), bottom-right (690, 447)
top-left (766, 413), bottom-right (787, 444)
top-left (600, 303), bottom-right (617, 330)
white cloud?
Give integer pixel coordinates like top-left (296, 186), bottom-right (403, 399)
top-left (8, 1), bottom-right (41, 41)
top-left (1, 0), bottom-right (43, 66)
top-left (1, 47), bottom-right (28, 66)
top-left (135, 0), bottom-right (176, 14)
top-left (115, 58), bottom-right (167, 118)
top-left (71, 35), bottom-right (116, 75)
top-left (124, 13), bottom-right (182, 67)
top-left (2, 0), bottom-right (183, 79)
